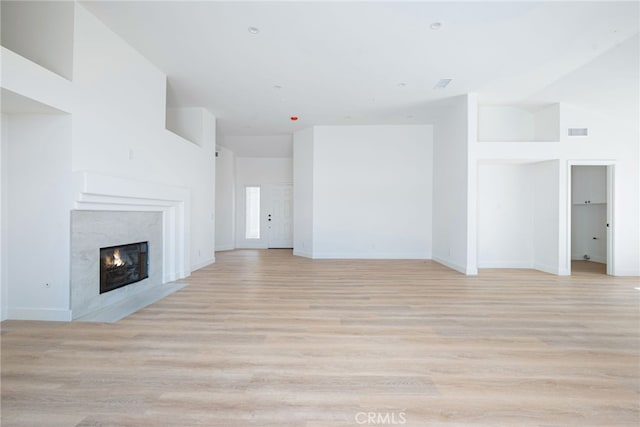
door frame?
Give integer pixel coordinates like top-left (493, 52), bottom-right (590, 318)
top-left (566, 160), bottom-right (615, 275)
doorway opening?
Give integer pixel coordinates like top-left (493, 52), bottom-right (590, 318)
top-left (569, 164), bottom-right (613, 275)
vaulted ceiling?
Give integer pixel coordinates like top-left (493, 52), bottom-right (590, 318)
top-left (82, 1), bottom-right (639, 156)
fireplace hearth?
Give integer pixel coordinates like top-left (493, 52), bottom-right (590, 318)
top-left (100, 242), bottom-right (149, 294)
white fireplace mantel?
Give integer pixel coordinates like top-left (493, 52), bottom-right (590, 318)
top-left (72, 171), bottom-right (191, 282)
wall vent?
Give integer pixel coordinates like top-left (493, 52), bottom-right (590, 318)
top-left (434, 78), bottom-right (452, 89)
top-left (568, 128), bottom-right (588, 136)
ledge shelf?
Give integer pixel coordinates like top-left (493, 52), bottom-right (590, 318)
top-left (478, 103), bottom-right (560, 144)
top-left (0, 47), bottom-right (72, 114)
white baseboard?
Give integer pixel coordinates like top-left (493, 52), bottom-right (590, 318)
top-left (235, 243), bottom-right (269, 249)
top-left (432, 256), bottom-right (468, 275)
top-left (164, 272), bottom-right (181, 282)
top-left (311, 252), bottom-right (429, 260)
top-left (612, 268), bottom-right (640, 277)
top-left (533, 262), bottom-right (561, 275)
top-left (293, 250), bottom-right (313, 258)
top-left (215, 245), bottom-right (235, 252)
top-left (164, 270), bottom-right (188, 283)
top-left (477, 261), bottom-right (534, 269)
top-left (8, 307), bottom-right (72, 321)
top-left (191, 257), bottom-right (215, 271)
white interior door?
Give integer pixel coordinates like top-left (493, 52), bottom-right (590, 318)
top-left (267, 184), bottom-right (293, 248)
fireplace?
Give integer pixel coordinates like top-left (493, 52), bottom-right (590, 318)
top-left (100, 242), bottom-right (149, 294)
top-left (71, 211), bottom-right (163, 319)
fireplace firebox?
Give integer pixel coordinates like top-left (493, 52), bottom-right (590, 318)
top-left (100, 242), bottom-right (149, 294)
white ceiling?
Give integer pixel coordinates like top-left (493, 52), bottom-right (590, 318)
top-left (81, 1), bottom-right (639, 156)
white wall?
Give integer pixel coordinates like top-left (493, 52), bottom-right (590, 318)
top-left (531, 160), bottom-right (561, 274)
top-left (572, 205), bottom-right (607, 263)
top-left (430, 95), bottom-right (476, 273)
top-left (310, 125), bottom-right (432, 259)
top-left (472, 37), bottom-right (638, 276)
top-left (215, 145), bottom-right (236, 251)
top-left (72, 5), bottom-right (172, 179)
top-left (234, 157), bottom-right (293, 248)
top-left (0, 0), bottom-right (75, 80)
top-left (549, 36), bottom-right (639, 276)
top-left (72, 5), bottom-right (216, 272)
top-left (478, 104), bottom-right (559, 143)
top-left (292, 127), bottom-right (314, 258)
top-left (189, 111), bottom-right (216, 270)
top-left (221, 134), bottom-right (293, 158)
top-left (478, 106), bottom-right (535, 142)
top-left (477, 163), bottom-right (534, 268)
top-left (1, 114), bottom-right (8, 320)
top-left (0, 47), bottom-right (73, 114)
top-left (166, 107), bottom-right (204, 146)
top-left (533, 104), bottom-right (560, 142)
top-left (6, 114), bottom-right (73, 320)
top-left (0, 4), bottom-right (217, 320)
top-left (557, 106), bottom-right (639, 275)
top-left (477, 161), bottom-right (564, 272)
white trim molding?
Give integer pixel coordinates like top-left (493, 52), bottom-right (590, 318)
top-left (8, 307), bottom-right (72, 322)
top-left (192, 257), bottom-right (215, 272)
top-left (433, 256), bottom-right (471, 275)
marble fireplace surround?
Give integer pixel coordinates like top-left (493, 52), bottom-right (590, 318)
top-left (71, 210), bottom-right (163, 319)
top-left (71, 172), bottom-right (191, 320)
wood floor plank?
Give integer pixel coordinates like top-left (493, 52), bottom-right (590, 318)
top-left (1, 250), bottom-right (638, 426)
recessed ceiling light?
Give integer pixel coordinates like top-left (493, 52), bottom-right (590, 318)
top-left (248, 26), bottom-right (260, 34)
top-left (398, 82), bottom-right (407, 87)
top-left (434, 78), bottom-right (452, 89)
top-left (430, 22), bottom-right (442, 30)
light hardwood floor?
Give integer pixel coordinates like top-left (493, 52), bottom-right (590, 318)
top-left (571, 260), bottom-right (607, 275)
top-left (2, 250), bottom-right (639, 426)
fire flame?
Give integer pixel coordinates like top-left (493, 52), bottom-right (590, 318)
top-left (107, 249), bottom-right (125, 268)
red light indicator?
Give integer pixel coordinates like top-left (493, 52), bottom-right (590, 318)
top-left (290, 116), bottom-right (299, 121)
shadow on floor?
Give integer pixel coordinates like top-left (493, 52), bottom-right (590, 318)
top-left (572, 260), bottom-right (606, 275)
